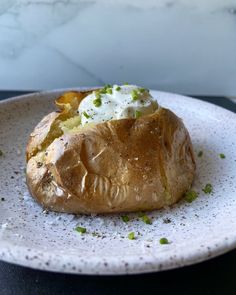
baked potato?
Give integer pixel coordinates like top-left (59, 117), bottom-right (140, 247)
top-left (26, 86), bottom-right (196, 214)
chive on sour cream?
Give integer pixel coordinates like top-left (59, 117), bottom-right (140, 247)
top-left (78, 84), bottom-right (158, 126)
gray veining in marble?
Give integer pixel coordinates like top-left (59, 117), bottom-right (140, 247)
top-left (0, 0), bottom-right (236, 94)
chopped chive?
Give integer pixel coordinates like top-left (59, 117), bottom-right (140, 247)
top-left (202, 183), bottom-right (213, 194)
top-left (95, 91), bottom-right (101, 99)
top-left (124, 82), bottom-right (129, 85)
top-left (106, 88), bottom-right (112, 95)
top-left (219, 153), bottom-right (225, 159)
top-left (0, 149), bottom-right (3, 156)
top-left (83, 111), bottom-right (90, 119)
top-left (159, 237), bottom-right (169, 245)
top-left (135, 110), bottom-right (142, 118)
top-left (131, 89), bottom-right (139, 101)
top-left (99, 88), bottom-right (107, 94)
top-left (139, 88), bottom-right (150, 93)
top-left (185, 190), bottom-right (198, 203)
top-left (121, 215), bottom-right (129, 223)
top-left (128, 232), bottom-right (135, 240)
top-left (93, 97), bottom-right (102, 107)
top-left (197, 151), bottom-right (203, 157)
top-left (116, 86), bottom-right (121, 91)
top-left (141, 215), bottom-right (152, 225)
top-left (104, 84), bottom-right (111, 88)
top-left (139, 88), bottom-right (146, 93)
top-left (75, 226), bottom-right (86, 234)
top-left (92, 232), bottom-right (101, 237)
top-left (139, 88), bottom-right (149, 93)
top-left (138, 211), bottom-right (145, 217)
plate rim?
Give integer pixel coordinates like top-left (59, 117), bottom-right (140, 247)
top-left (0, 229), bottom-right (236, 275)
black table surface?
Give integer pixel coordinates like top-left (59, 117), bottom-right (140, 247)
top-left (0, 91), bottom-right (236, 295)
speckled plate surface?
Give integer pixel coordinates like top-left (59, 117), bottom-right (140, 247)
top-left (0, 89), bottom-right (236, 275)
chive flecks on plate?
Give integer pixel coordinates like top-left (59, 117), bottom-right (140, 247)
top-left (0, 149), bottom-right (3, 156)
top-left (121, 215), bottom-right (129, 223)
top-left (159, 237), bottom-right (169, 245)
top-left (197, 151), bottom-right (203, 157)
top-left (116, 86), bottom-right (121, 91)
top-left (75, 226), bottom-right (86, 234)
top-left (92, 232), bottom-right (101, 237)
top-left (138, 211), bottom-right (145, 217)
top-left (219, 153), bottom-right (226, 159)
top-left (202, 183), bottom-right (213, 194)
top-left (184, 190), bottom-right (198, 203)
top-left (135, 110), bottom-right (142, 118)
top-left (141, 215), bottom-right (152, 225)
top-left (128, 232), bottom-right (135, 240)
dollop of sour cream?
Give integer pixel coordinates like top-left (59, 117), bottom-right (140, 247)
top-left (78, 84), bottom-right (158, 126)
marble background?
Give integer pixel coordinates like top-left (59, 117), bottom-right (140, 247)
top-left (0, 0), bottom-right (236, 95)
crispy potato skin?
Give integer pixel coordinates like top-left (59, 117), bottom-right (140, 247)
top-left (26, 93), bottom-right (196, 214)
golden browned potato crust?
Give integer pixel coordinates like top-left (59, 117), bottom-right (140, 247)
top-left (26, 92), bottom-right (196, 214)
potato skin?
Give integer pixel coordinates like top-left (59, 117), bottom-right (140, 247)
top-left (26, 105), bottom-right (196, 214)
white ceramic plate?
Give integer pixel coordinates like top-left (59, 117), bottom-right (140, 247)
top-left (0, 89), bottom-right (236, 275)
